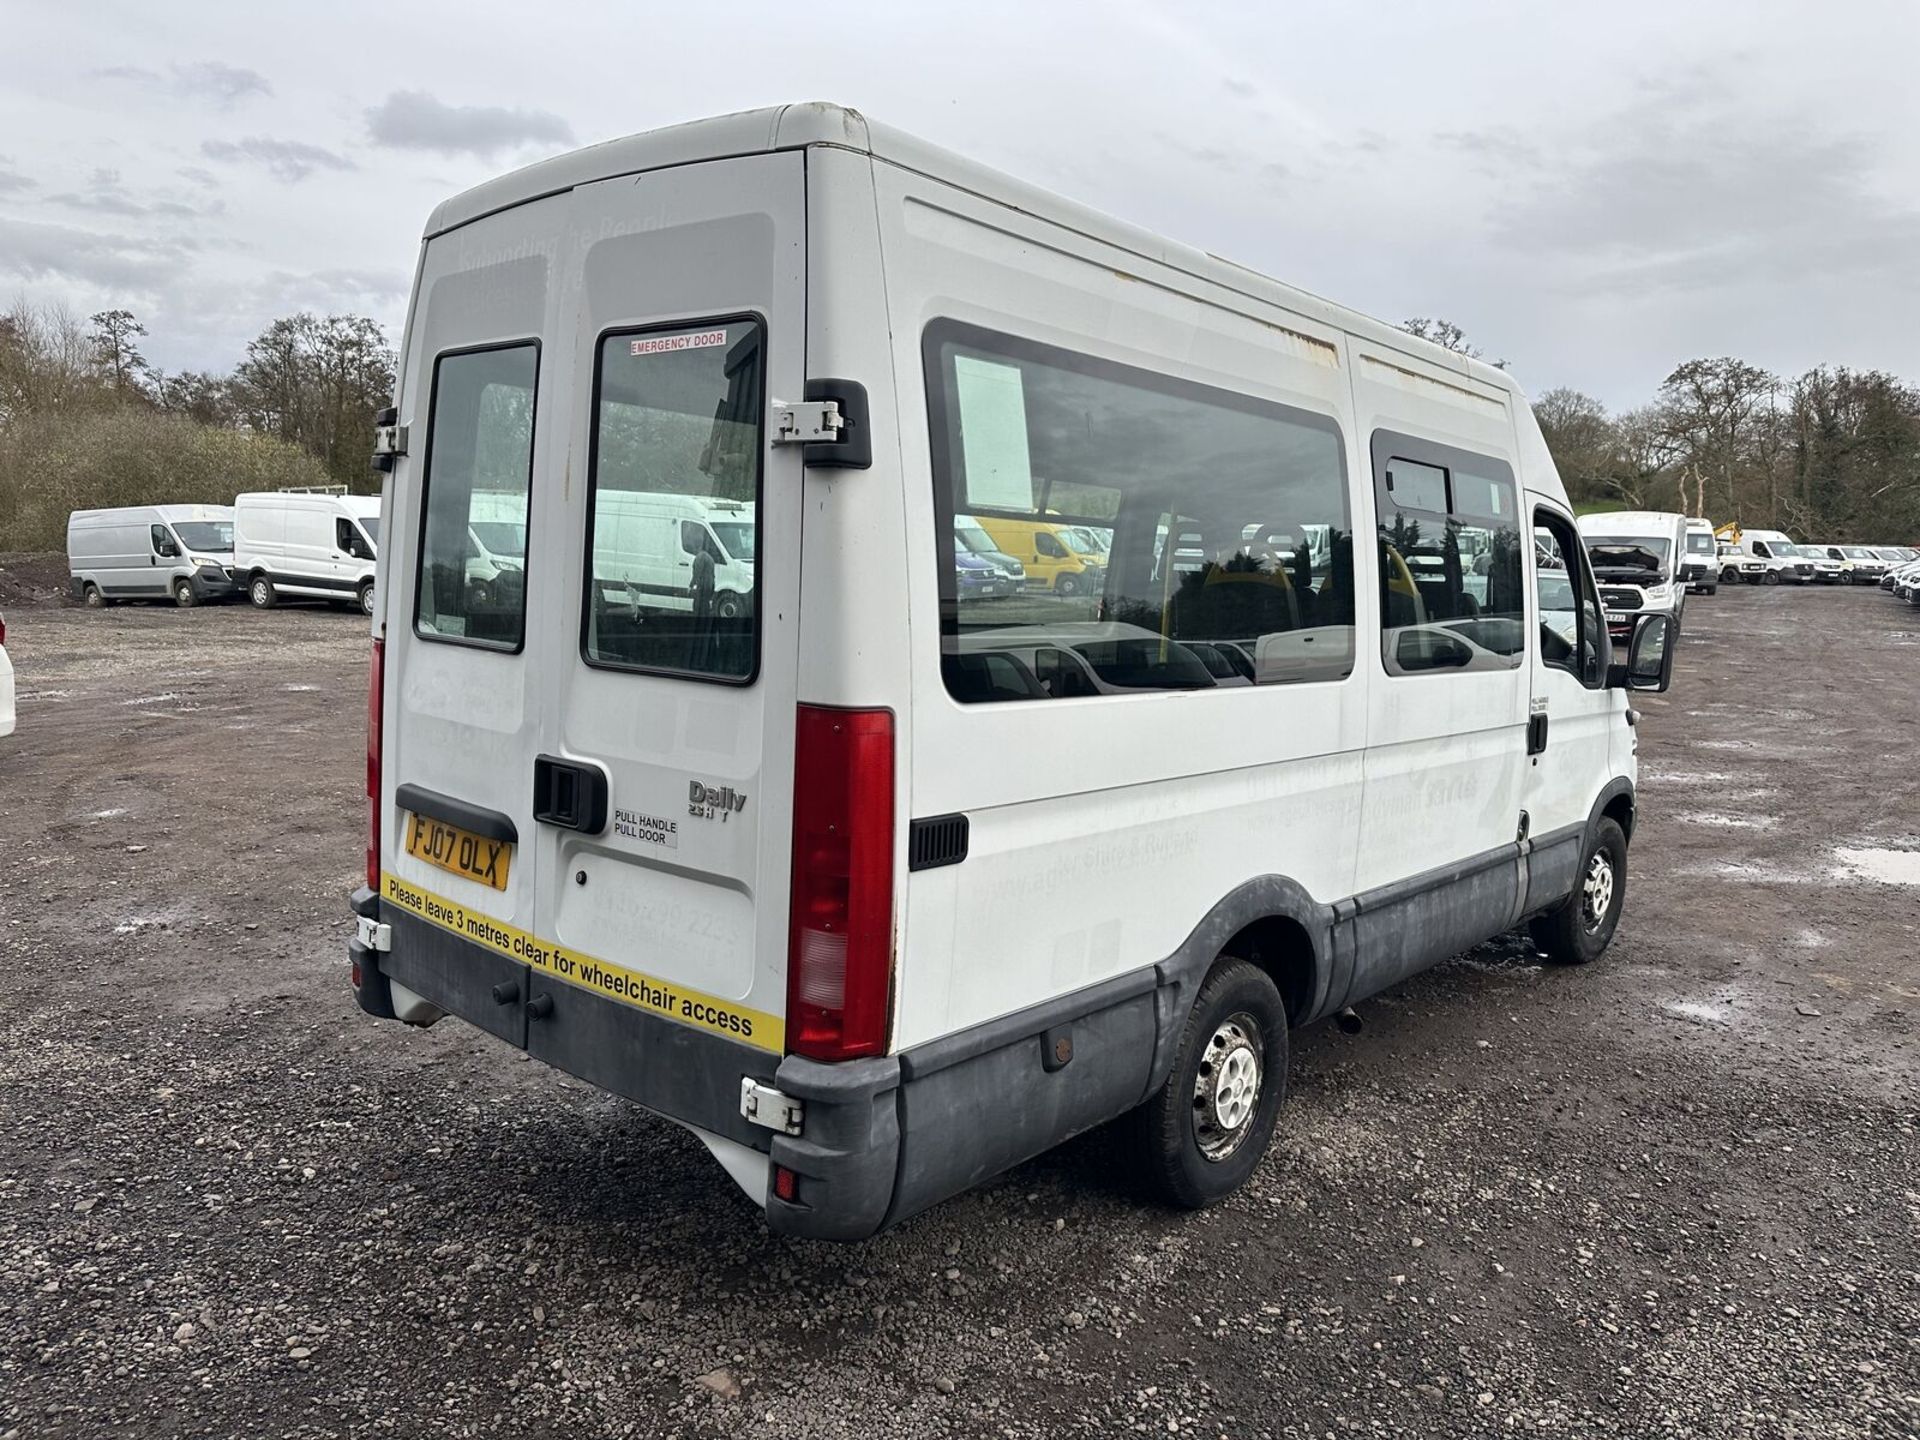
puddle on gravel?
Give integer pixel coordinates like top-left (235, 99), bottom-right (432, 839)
top-left (1794, 929), bottom-right (1831, 949)
top-left (1692, 739), bottom-right (1755, 751)
top-left (121, 692), bottom-right (182, 707)
top-left (1663, 999), bottom-right (1733, 1027)
top-left (1680, 813), bottom-right (1777, 830)
top-left (1644, 770), bottom-right (1735, 787)
top-left (1832, 847), bottom-right (1920, 886)
top-left (280, 683), bottom-right (319, 693)
top-left (89, 808), bottom-right (128, 820)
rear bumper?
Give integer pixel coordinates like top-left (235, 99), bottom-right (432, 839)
top-left (347, 886), bottom-right (1157, 1241)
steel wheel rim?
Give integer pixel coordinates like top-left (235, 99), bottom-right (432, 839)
top-left (252, 580), bottom-right (269, 605)
top-left (1582, 851), bottom-right (1615, 933)
top-left (1192, 1012), bottom-right (1262, 1161)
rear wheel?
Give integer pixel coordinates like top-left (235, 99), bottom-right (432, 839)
top-left (357, 583), bottom-right (376, 617)
top-left (1132, 957), bottom-right (1288, 1208)
top-left (1528, 817), bottom-right (1628, 965)
top-left (249, 575), bottom-right (276, 608)
top-left (172, 579), bottom-right (197, 608)
top-left (82, 583), bottom-right (105, 609)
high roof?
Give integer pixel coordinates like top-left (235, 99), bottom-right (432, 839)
top-left (423, 102), bottom-right (1520, 401)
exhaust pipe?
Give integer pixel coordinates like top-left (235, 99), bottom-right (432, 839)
top-left (1335, 1007), bottom-right (1363, 1035)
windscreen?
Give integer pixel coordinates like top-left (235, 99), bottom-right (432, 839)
top-left (172, 521), bottom-right (233, 552)
top-left (1686, 531), bottom-right (1714, 554)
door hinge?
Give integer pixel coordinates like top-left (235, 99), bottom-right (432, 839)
top-left (739, 1077), bottom-right (804, 1136)
top-left (371, 406), bottom-right (407, 472)
top-left (355, 915), bottom-right (392, 953)
top-left (769, 398), bottom-right (844, 446)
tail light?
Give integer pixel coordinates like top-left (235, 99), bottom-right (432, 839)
top-left (366, 638), bottom-right (384, 891)
top-left (786, 705), bottom-right (895, 1060)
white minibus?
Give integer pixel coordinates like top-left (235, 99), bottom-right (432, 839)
top-left (350, 105), bottom-right (1674, 1240)
top-left (67, 504), bottom-right (238, 607)
top-left (233, 489), bottom-right (382, 614)
top-left (1576, 511), bottom-right (1688, 642)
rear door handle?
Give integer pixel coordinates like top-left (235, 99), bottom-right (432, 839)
top-left (533, 756), bottom-right (609, 835)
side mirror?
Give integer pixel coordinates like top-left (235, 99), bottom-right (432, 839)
top-left (1609, 612), bottom-right (1675, 692)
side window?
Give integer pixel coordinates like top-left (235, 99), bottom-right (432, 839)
top-left (149, 524), bottom-right (178, 557)
top-left (416, 343), bottom-right (538, 650)
top-left (584, 319), bottom-right (762, 683)
top-left (925, 321), bottom-right (1355, 704)
top-left (1374, 434), bottom-right (1523, 675)
top-left (1533, 512), bottom-right (1604, 685)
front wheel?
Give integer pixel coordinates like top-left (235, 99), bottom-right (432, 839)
top-left (1132, 957), bottom-right (1288, 1209)
top-left (1054, 574), bottom-right (1080, 597)
top-left (249, 576), bottom-right (276, 608)
top-left (714, 591), bottom-right (746, 620)
top-left (1705, 585), bottom-right (1718, 596)
top-left (1528, 817), bottom-right (1628, 965)
top-left (172, 579), bottom-right (198, 609)
top-left (1762, 570), bottom-right (1780, 586)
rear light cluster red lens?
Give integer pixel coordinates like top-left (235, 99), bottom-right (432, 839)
top-left (786, 705), bottom-right (895, 1061)
top-left (366, 638), bottom-right (384, 891)
top-left (772, 1165), bottom-right (799, 1203)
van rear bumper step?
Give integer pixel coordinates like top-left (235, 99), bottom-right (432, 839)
top-left (347, 890), bottom-right (1165, 1241)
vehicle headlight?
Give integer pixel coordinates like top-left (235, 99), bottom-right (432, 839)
top-left (1644, 582), bottom-right (1672, 601)
top-left (192, 556), bottom-right (226, 570)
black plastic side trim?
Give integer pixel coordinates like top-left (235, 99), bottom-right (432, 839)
top-left (907, 813), bottom-right (969, 871)
top-left (394, 783), bottom-right (519, 843)
top-left (898, 968), bottom-right (1156, 1083)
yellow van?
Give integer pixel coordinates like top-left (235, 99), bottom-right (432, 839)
top-left (974, 516), bottom-right (1103, 596)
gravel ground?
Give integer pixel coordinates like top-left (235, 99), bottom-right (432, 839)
top-left (0, 576), bottom-right (1916, 1439)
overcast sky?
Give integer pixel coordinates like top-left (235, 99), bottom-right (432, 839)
top-left (2, 0), bottom-right (1915, 409)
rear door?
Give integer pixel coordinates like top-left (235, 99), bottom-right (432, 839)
top-left (528, 153), bottom-right (805, 1068)
top-left (381, 189), bottom-right (565, 1045)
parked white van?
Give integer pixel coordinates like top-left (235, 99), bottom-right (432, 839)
top-left (1576, 511), bottom-right (1688, 640)
top-left (591, 492), bottom-right (756, 619)
top-left (1681, 518), bottom-right (1718, 594)
top-left (66, 504), bottom-right (238, 607)
top-left (0, 611), bottom-right (13, 739)
top-left (1733, 529), bottom-right (1813, 585)
top-left (232, 489), bottom-right (381, 614)
top-left (349, 105), bottom-right (1675, 1240)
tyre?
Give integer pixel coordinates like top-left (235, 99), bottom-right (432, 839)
top-left (1762, 570), bottom-right (1780, 586)
top-left (1054, 574), bottom-right (1080, 597)
top-left (83, 583), bottom-right (105, 609)
top-left (357, 583), bottom-right (376, 617)
top-left (249, 575), bottom-right (276, 608)
top-left (1132, 957), bottom-right (1289, 1209)
top-left (1528, 817), bottom-right (1628, 965)
top-left (1705, 584), bottom-right (1717, 596)
top-left (715, 591), bottom-right (746, 620)
top-left (172, 579), bottom-right (197, 608)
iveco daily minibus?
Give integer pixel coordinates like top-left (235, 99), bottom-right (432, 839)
top-left (349, 104), bottom-right (1675, 1240)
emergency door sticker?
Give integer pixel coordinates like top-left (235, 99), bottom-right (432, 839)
top-left (630, 330), bottom-right (728, 357)
top-left (380, 873), bottom-right (781, 1052)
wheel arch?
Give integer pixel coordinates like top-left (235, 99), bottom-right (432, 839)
top-left (1145, 875), bottom-right (1335, 1099)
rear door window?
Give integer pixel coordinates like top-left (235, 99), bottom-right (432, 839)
top-left (415, 344), bottom-right (538, 650)
top-left (583, 319), bottom-right (763, 683)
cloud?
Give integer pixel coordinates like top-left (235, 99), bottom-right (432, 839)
top-left (200, 137), bottom-right (354, 183)
top-left (0, 158), bottom-right (32, 194)
top-left (366, 90), bottom-right (572, 158)
top-left (95, 60), bottom-right (271, 107)
top-left (0, 215), bottom-right (188, 292)
top-left (1484, 86), bottom-right (1920, 296)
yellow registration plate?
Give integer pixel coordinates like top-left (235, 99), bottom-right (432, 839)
top-left (403, 812), bottom-right (512, 891)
